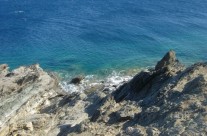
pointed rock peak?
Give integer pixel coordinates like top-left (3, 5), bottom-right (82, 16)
top-left (155, 50), bottom-right (176, 70)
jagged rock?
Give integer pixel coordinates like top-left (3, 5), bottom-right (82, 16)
top-left (0, 51), bottom-right (207, 136)
top-left (77, 51), bottom-right (206, 136)
top-left (155, 50), bottom-right (176, 70)
top-left (113, 50), bottom-right (184, 103)
top-left (0, 64), bottom-right (60, 135)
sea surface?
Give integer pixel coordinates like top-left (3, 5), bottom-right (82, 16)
top-left (1, 0), bottom-right (207, 77)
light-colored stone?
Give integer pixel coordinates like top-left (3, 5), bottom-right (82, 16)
top-left (0, 51), bottom-right (207, 136)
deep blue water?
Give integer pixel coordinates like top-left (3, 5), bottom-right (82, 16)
top-left (1, 0), bottom-right (207, 75)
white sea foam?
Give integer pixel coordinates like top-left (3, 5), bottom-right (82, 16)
top-left (59, 70), bottom-right (136, 94)
top-left (14, 11), bottom-right (24, 14)
top-left (104, 71), bottom-right (132, 87)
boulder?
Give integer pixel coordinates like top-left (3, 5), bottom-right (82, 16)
top-left (70, 76), bottom-right (84, 84)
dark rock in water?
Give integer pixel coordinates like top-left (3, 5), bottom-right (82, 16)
top-left (70, 76), bottom-right (84, 84)
top-left (155, 50), bottom-right (176, 70)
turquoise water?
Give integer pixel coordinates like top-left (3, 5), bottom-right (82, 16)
top-left (0, 0), bottom-right (207, 75)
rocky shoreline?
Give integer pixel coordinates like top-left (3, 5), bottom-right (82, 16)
top-left (0, 51), bottom-right (207, 136)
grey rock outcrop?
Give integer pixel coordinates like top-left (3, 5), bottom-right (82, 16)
top-left (0, 51), bottom-right (207, 136)
top-left (72, 51), bottom-right (207, 136)
top-left (0, 64), bottom-right (90, 136)
top-left (0, 64), bottom-right (61, 135)
top-left (113, 50), bottom-right (184, 103)
top-left (155, 50), bottom-right (177, 70)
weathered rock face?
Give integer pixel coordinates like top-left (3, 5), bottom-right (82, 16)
top-left (0, 64), bottom-right (90, 136)
top-left (0, 64), bottom-right (60, 135)
top-left (73, 51), bottom-right (207, 136)
top-left (0, 51), bottom-right (207, 136)
top-left (113, 50), bottom-right (184, 103)
top-left (155, 50), bottom-right (177, 70)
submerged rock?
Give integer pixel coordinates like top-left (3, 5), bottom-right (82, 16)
top-left (70, 76), bottom-right (84, 84)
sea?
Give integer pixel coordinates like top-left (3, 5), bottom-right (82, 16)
top-left (0, 0), bottom-right (207, 92)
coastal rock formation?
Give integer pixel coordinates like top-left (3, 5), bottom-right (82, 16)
top-left (0, 51), bottom-right (207, 136)
top-left (72, 51), bottom-right (207, 136)
top-left (0, 64), bottom-right (61, 135)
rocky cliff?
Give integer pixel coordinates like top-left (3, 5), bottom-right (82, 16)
top-left (0, 51), bottom-right (206, 136)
